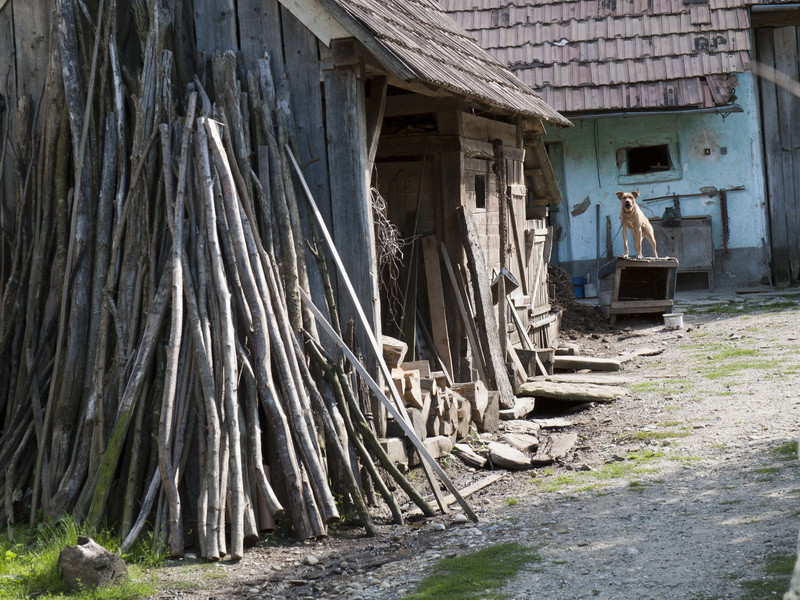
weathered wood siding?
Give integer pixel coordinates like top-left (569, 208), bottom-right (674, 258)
top-left (755, 24), bottom-right (800, 285)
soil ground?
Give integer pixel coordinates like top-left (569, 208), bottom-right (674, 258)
top-left (148, 285), bottom-right (800, 600)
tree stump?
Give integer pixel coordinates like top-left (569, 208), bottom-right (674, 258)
top-left (58, 536), bottom-right (129, 591)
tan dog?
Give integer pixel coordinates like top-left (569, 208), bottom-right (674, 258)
top-left (617, 191), bottom-right (658, 259)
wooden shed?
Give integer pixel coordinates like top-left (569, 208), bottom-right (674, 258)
top-left (0, 0), bottom-right (570, 411)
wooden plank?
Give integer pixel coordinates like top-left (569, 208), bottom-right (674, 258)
top-left (609, 299), bottom-right (673, 309)
top-left (506, 297), bottom-right (533, 351)
top-left (365, 75), bottom-right (387, 173)
top-left (421, 235), bottom-right (454, 377)
top-left (506, 194), bottom-right (528, 295)
top-left (756, 28), bottom-right (791, 285)
top-left (553, 355), bottom-right (622, 372)
top-left (193, 0), bottom-right (238, 54)
top-left (457, 207), bottom-right (515, 408)
top-left (12, 0), bottom-right (51, 99)
top-left (408, 472), bottom-right (505, 517)
top-left (440, 242), bottom-right (487, 383)
top-left (773, 26), bottom-right (800, 281)
top-left (275, 0), bottom-right (349, 45)
top-left (237, 0), bottom-right (284, 73)
top-left (322, 62), bottom-right (378, 352)
top-left (506, 345), bottom-right (527, 384)
top-left (518, 381), bottom-right (629, 403)
top-left (284, 11), bottom-right (333, 226)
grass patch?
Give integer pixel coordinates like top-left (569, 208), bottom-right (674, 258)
top-left (738, 552), bottom-right (795, 600)
top-left (505, 498), bottom-right (520, 506)
top-left (702, 361), bottom-right (773, 380)
top-left (0, 518), bottom-right (158, 600)
top-left (708, 443), bottom-right (728, 450)
top-left (400, 543), bottom-right (541, 600)
top-left (772, 440), bottom-right (798, 461)
top-left (754, 466), bottom-right (781, 475)
top-left (616, 429), bottom-right (690, 442)
top-left (532, 450), bottom-right (664, 492)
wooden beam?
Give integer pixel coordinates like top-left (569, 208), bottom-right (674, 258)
top-left (275, 0), bottom-right (350, 45)
top-left (457, 207), bottom-right (515, 408)
top-left (365, 76), bottom-right (387, 173)
top-left (421, 235), bottom-right (454, 377)
top-left (440, 242), bottom-right (487, 383)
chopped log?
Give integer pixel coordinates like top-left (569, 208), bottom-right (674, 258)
top-left (455, 397), bottom-right (471, 440)
top-left (430, 370), bottom-right (448, 390)
top-left (532, 432), bottom-right (579, 465)
top-left (404, 373), bottom-right (424, 409)
top-left (480, 391), bottom-right (501, 433)
top-left (407, 407), bottom-right (427, 441)
top-left (382, 335), bottom-right (409, 368)
top-left (553, 355), bottom-right (622, 372)
top-left (453, 444), bottom-right (487, 469)
top-left (499, 397), bottom-right (536, 420)
top-left (487, 442), bottom-right (531, 470)
top-left (379, 438), bottom-right (408, 468)
top-left (518, 381), bottom-right (629, 403)
top-left (400, 360), bottom-right (431, 377)
top-left (420, 377), bottom-right (439, 395)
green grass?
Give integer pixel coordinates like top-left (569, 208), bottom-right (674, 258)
top-left (738, 553), bottom-right (795, 599)
top-left (532, 450), bottom-right (665, 492)
top-left (772, 440), bottom-right (798, 461)
top-left (400, 543), bottom-right (541, 600)
top-left (616, 429), bottom-right (690, 442)
top-left (702, 361), bottom-right (773, 380)
top-left (0, 518), bottom-right (158, 600)
top-left (505, 498), bottom-right (520, 506)
top-left (753, 466), bottom-right (781, 476)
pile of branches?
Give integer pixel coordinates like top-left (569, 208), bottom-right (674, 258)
top-left (0, 0), bottom-right (436, 559)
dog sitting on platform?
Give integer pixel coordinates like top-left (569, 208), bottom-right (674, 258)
top-left (617, 191), bottom-right (658, 259)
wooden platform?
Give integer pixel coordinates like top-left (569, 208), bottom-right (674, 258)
top-left (598, 257), bottom-right (679, 324)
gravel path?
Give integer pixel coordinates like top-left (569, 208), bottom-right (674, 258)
top-left (152, 291), bottom-right (800, 600)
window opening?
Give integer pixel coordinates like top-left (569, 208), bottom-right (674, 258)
top-left (624, 145), bottom-right (672, 175)
top-left (475, 175), bottom-right (486, 209)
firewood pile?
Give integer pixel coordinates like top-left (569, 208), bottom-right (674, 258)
top-left (0, 1), bottom-right (474, 560)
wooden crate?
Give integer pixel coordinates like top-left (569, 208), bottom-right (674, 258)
top-left (598, 257), bottom-right (679, 324)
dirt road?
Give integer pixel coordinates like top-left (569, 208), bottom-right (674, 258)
top-left (151, 290), bottom-right (800, 600)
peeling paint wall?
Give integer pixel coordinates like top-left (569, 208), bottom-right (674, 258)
top-left (544, 73), bottom-right (770, 287)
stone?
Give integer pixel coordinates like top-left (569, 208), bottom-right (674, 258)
top-left (433, 523), bottom-right (446, 531)
top-left (487, 442), bottom-right (531, 470)
top-left (480, 391), bottom-right (501, 432)
top-left (453, 443), bottom-right (487, 468)
top-left (452, 513), bottom-right (469, 524)
top-left (499, 432), bottom-right (539, 452)
top-left (305, 555), bottom-right (320, 566)
top-left (58, 536), bottom-right (129, 591)
top-left (499, 397), bottom-right (535, 420)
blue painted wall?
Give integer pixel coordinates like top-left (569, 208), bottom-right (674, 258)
top-left (543, 72), bottom-right (770, 287)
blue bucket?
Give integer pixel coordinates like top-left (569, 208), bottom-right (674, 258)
top-left (571, 276), bottom-right (585, 299)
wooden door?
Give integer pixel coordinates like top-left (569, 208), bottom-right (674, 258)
top-left (755, 25), bottom-right (800, 285)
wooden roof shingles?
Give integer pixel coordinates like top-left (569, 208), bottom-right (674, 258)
top-left (330, 0), bottom-right (571, 125)
top-left (439, 0), bottom-right (752, 112)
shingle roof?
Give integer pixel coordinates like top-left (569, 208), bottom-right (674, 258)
top-left (327, 0), bottom-right (571, 125)
top-left (440, 0), bottom-right (753, 113)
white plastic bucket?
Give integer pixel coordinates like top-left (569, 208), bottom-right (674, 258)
top-left (583, 283), bottom-right (598, 298)
top-left (663, 313), bottom-right (684, 330)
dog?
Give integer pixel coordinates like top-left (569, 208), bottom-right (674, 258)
top-left (617, 191), bottom-right (658, 259)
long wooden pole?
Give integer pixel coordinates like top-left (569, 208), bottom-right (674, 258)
top-left (300, 289), bottom-right (477, 522)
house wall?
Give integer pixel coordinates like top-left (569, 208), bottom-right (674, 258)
top-left (544, 73), bottom-right (770, 288)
